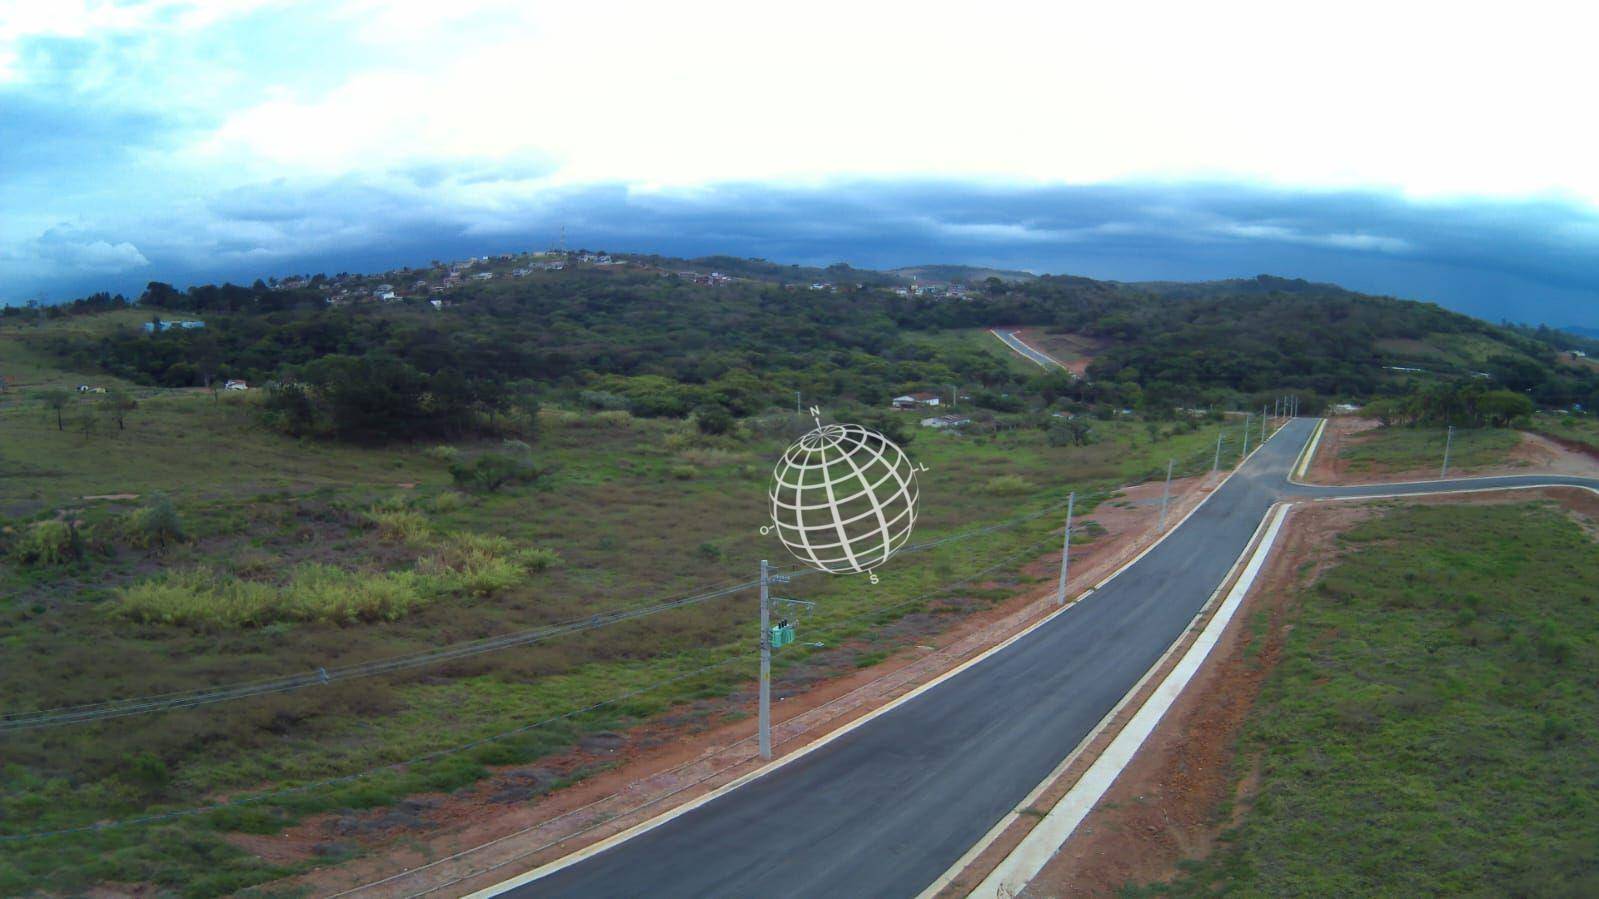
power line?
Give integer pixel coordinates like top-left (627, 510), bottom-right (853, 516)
top-left (0, 521), bottom-right (1069, 843)
top-left (2, 494), bottom-right (1089, 732)
top-left (0, 651), bottom-right (756, 843)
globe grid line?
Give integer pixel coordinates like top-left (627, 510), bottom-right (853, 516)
top-left (768, 422), bottom-right (921, 575)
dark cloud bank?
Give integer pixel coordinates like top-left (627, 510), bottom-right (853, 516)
top-left (30, 179), bottom-right (1599, 330)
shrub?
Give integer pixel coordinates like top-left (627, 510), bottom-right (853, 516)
top-left (593, 409), bottom-right (634, 428)
top-left (124, 495), bottom-right (183, 549)
top-left (669, 465), bottom-right (697, 480)
top-left (694, 405), bottom-right (733, 435)
top-left (425, 445), bottom-right (461, 465)
top-left (449, 452), bottom-right (547, 492)
top-left (12, 520), bottom-right (80, 566)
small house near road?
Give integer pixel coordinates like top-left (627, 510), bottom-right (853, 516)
top-left (224, 380), bottom-right (248, 391)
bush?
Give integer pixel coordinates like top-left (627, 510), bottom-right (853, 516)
top-left (425, 445), bottom-right (461, 465)
top-left (449, 452), bottom-right (548, 492)
top-left (694, 404), bottom-right (734, 435)
top-left (12, 520), bottom-right (80, 565)
top-left (124, 495), bottom-right (183, 549)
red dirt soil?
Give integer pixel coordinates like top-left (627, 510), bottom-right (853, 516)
top-left (254, 474), bottom-right (1227, 898)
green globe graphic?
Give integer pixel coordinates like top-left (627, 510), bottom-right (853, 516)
top-left (768, 423), bottom-right (920, 574)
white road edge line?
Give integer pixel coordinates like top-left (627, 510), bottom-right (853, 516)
top-left (987, 328), bottom-right (1052, 369)
top-left (467, 427), bottom-right (1278, 898)
top-left (967, 502), bottom-right (1295, 898)
top-left (915, 487), bottom-right (1285, 899)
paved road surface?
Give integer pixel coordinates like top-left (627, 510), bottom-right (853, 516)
top-left (990, 329), bottom-right (1064, 370)
top-left (496, 419), bottom-right (1599, 898)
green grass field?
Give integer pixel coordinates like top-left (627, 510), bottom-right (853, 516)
top-left (1530, 410), bottom-right (1599, 453)
top-left (1141, 502), bottom-right (1599, 897)
top-left (1339, 425), bottom-right (1522, 474)
top-left (0, 315), bottom-right (1242, 894)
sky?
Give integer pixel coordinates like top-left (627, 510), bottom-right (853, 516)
top-left (3, 0), bottom-right (1597, 327)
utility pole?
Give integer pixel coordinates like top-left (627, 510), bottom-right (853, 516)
top-left (1261, 406), bottom-right (1268, 443)
top-left (1056, 492), bottom-right (1075, 605)
top-left (1275, 396), bottom-right (1281, 420)
top-left (1213, 428), bottom-right (1223, 471)
top-left (1441, 425), bottom-right (1455, 479)
top-left (1158, 459), bottom-right (1174, 531)
top-left (1242, 413), bottom-right (1252, 459)
top-left (758, 559), bottom-right (772, 760)
top-left (795, 391), bottom-right (801, 415)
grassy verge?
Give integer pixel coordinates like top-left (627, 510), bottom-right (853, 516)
top-left (1339, 425), bottom-right (1521, 474)
top-left (0, 318), bottom-right (1235, 893)
top-left (1138, 502), bottom-right (1599, 897)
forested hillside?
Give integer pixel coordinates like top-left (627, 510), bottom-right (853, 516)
top-left (18, 254), bottom-right (1599, 444)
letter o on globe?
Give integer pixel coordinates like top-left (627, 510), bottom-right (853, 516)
top-left (768, 423), bottom-right (920, 574)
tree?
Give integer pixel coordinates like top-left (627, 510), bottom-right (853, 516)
top-left (39, 388), bottom-right (69, 431)
top-left (105, 388), bottom-right (137, 430)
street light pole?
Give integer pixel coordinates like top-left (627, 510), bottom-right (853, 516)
top-left (1441, 425), bottom-right (1455, 479)
top-left (1158, 459), bottom-right (1174, 531)
top-left (1242, 412), bottom-right (1252, 459)
top-left (1056, 491), bottom-right (1075, 605)
top-left (758, 559), bottom-right (772, 760)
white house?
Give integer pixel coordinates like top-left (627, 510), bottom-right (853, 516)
top-left (224, 379), bottom-right (248, 391)
top-left (921, 414), bottom-right (971, 429)
top-left (892, 392), bottom-right (942, 410)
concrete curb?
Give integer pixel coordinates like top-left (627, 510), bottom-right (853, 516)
top-left (968, 502), bottom-right (1294, 897)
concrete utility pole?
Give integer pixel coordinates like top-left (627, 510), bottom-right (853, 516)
top-left (1242, 412), bottom-right (1252, 459)
top-left (758, 559), bottom-right (772, 759)
top-left (1158, 459), bottom-right (1174, 531)
top-left (1441, 425), bottom-right (1455, 479)
top-left (796, 391), bottom-right (802, 415)
top-left (1056, 491), bottom-right (1076, 605)
top-left (1213, 428), bottom-right (1224, 471)
top-left (1261, 406), bottom-right (1268, 442)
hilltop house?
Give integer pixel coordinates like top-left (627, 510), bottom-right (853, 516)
top-left (143, 320), bottom-right (205, 333)
top-left (892, 392), bottom-right (942, 410)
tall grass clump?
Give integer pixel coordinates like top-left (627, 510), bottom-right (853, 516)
top-left (985, 474), bottom-right (1035, 496)
top-left (117, 564), bottom-right (432, 628)
top-left (367, 507), bottom-right (430, 544)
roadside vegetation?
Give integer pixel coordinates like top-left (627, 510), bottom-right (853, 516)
top-left (0, 319), bottom-right (1234, 893)
top-left (1141, 502), bottom-right (1599, 897)
top-left (1339, 426), bottom-right (1522, 474)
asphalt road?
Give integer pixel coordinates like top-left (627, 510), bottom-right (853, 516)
top-left (497, 418), bottom-right (1599, 898)
top-left (990, 329), bottom-right (1062, 370)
